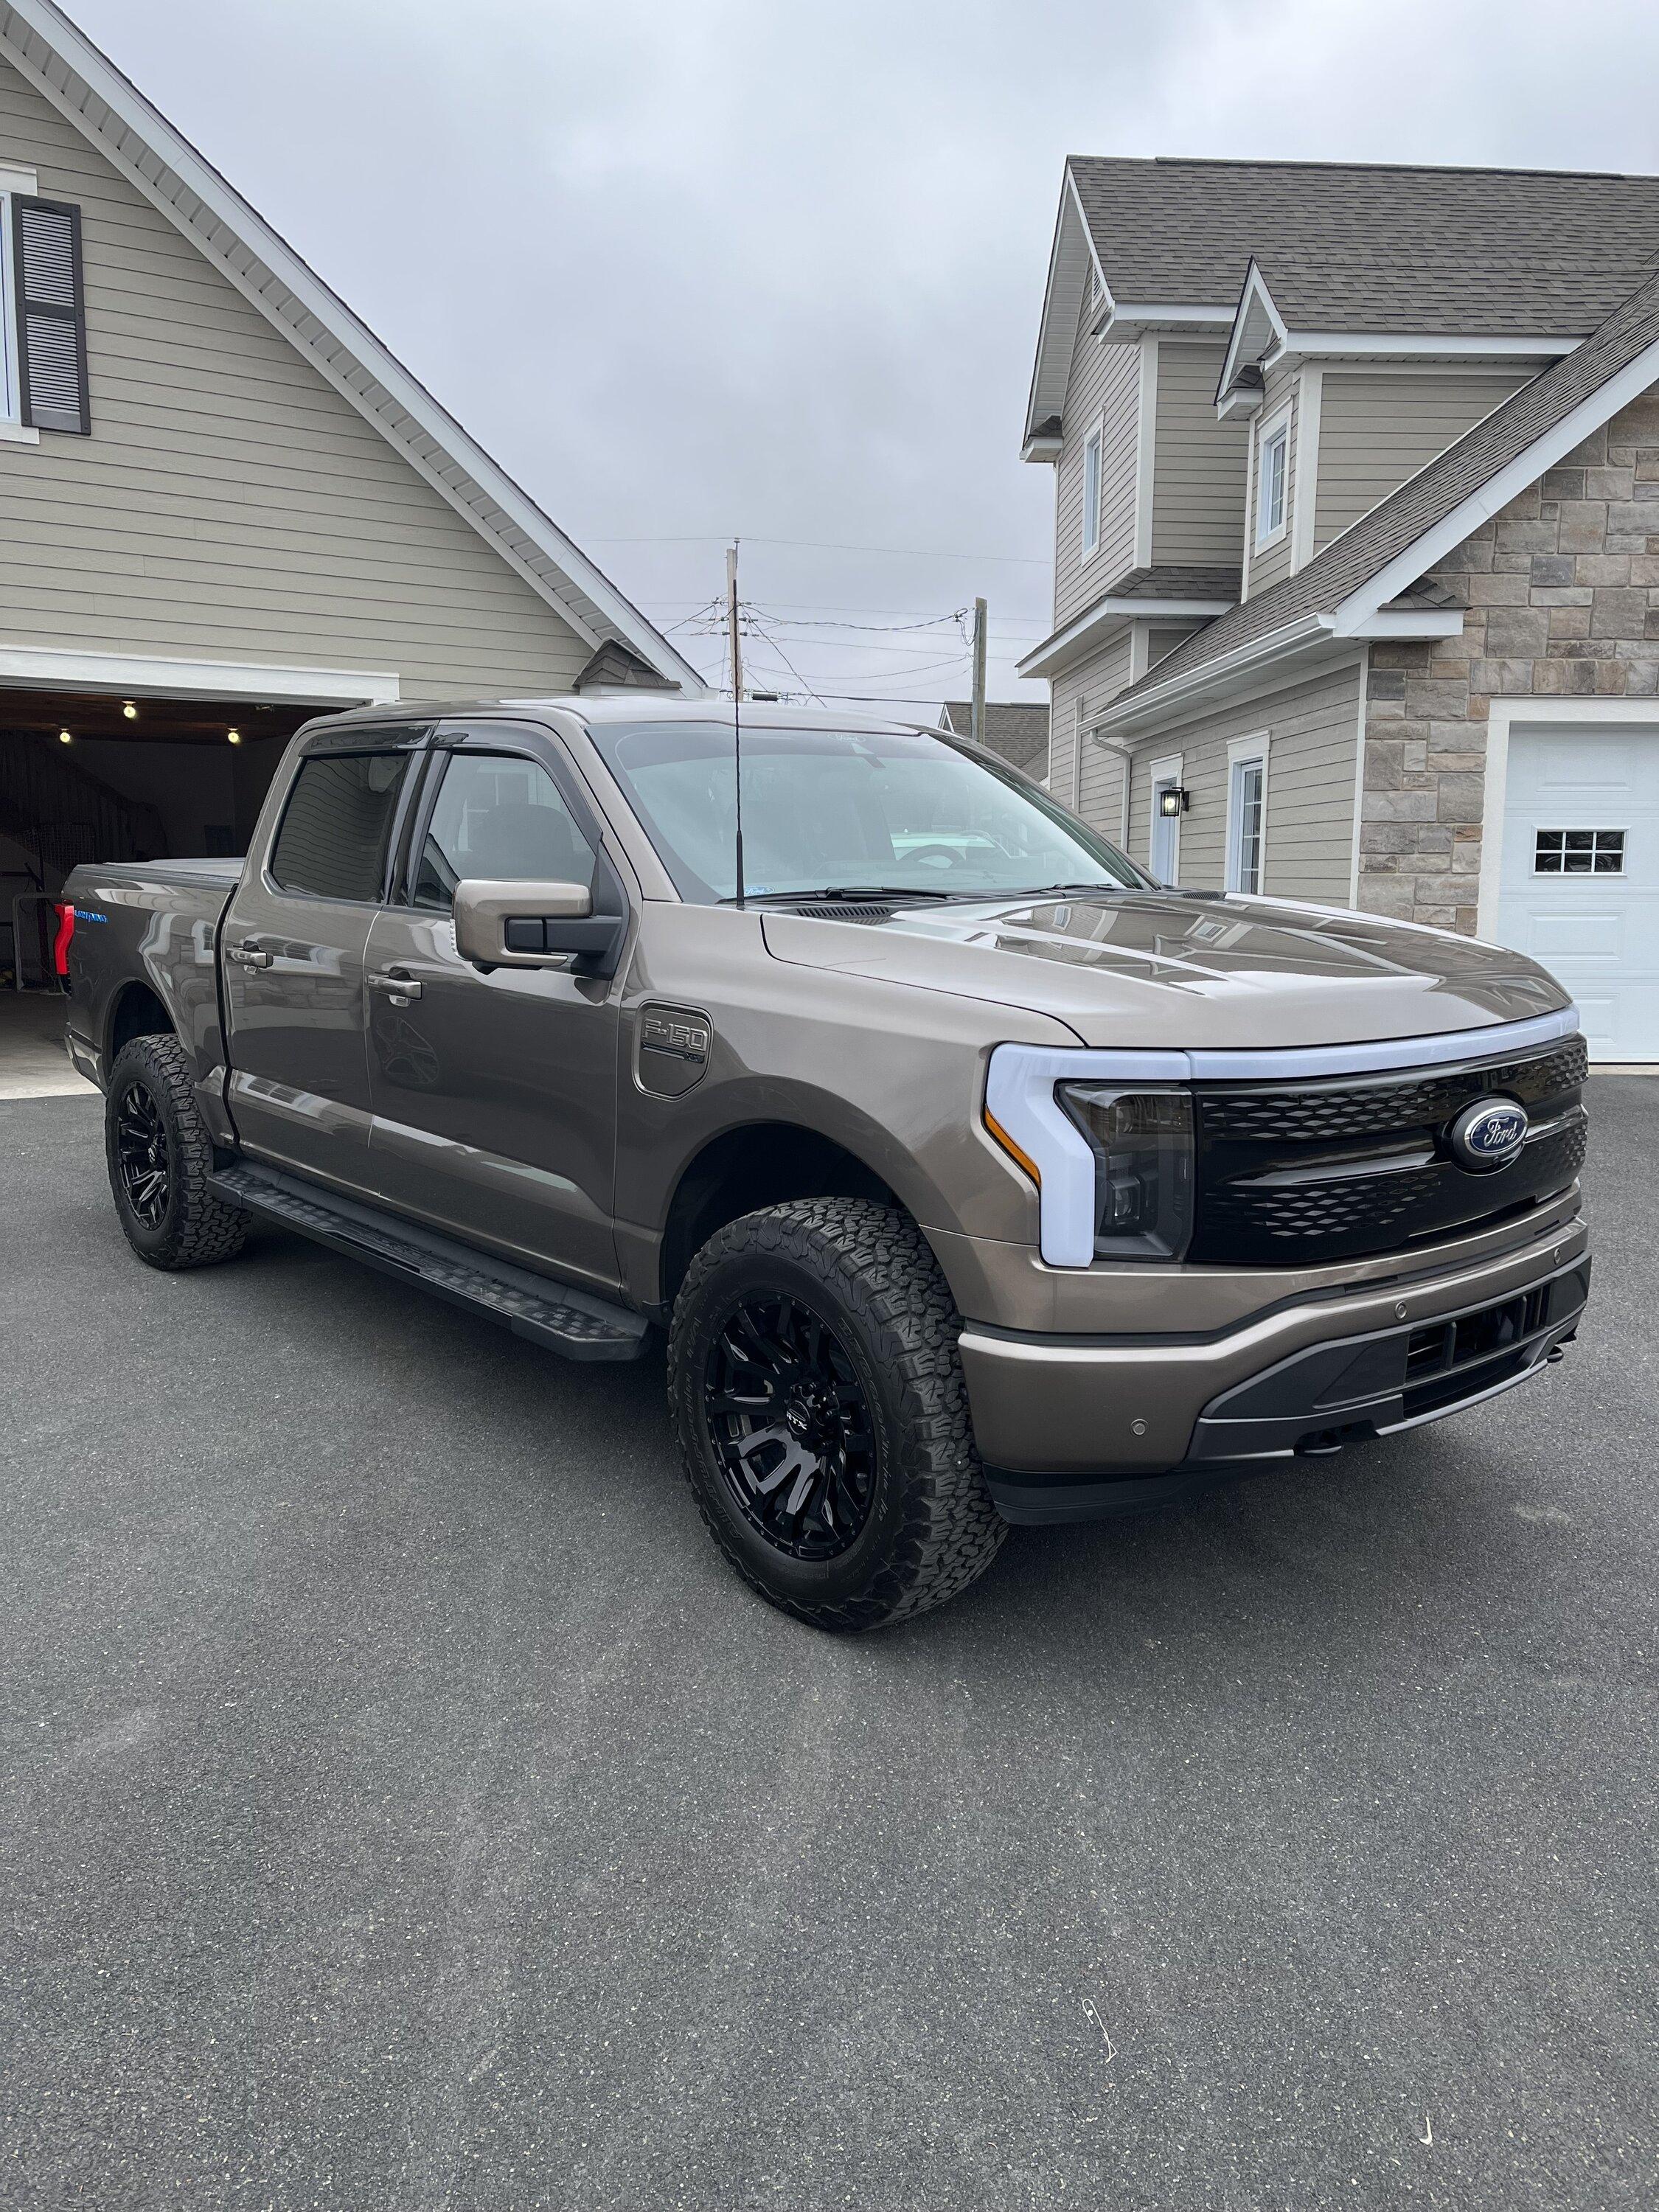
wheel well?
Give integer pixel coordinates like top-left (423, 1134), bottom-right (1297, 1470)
top-left (108, 982), bottom-right (173, 1062)
top-left (659, 1124), bottom-right (902, 1307)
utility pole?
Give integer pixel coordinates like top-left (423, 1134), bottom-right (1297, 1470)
top-left (726, 544), bottom-right (743, 700)
top-left (970, 597), bottom-right (987, 749)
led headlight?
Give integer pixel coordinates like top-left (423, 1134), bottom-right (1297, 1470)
top-left (1057, 1085), bottom-right (1194, 1259)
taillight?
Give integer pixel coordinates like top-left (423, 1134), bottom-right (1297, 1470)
top-left (52, 903), bottom-right (75, 978)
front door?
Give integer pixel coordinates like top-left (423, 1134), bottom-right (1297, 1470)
top-left (221, 736), bottom-right (422, 1192)
top-left (362, 723), bottom-right (625, 1290)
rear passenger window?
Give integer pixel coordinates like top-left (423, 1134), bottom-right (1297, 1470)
top-left (269, 753), bottom-right (409, 902)
top-left (412, 752), bottom-right (596, 911)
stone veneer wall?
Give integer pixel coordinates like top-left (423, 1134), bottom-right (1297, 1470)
top-left (1357, 389), bottom-right (1659, 933)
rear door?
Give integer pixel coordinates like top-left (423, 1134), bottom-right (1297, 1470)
top-left (361, 720), bottom-right (627, 1290)
top-left (221, 728), bottom-right (425, 1191)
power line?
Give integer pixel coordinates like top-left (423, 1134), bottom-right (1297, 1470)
top-left (587, 531), bottom-right (1048, 566)
top-left (644, 595), bottom-right (1049, 630)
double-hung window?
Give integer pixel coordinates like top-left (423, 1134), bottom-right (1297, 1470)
top-left (1255, 413), bottom-right (1289, 549)
top-left (0, 162), bottom-right (91, 437)
top-left (1226, 735), bottom-right (1270, 894)
top-left (1080, 421), bottom-right (1103, 559)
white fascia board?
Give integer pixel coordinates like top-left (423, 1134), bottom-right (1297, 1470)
top-left (1348, 608), bottom-right (1464, 639)
top-left (1287, 330), bottom-right (1583, 360)
top-left (1024, 171), bottom-right (1100, 441)
top-left (0, 643), bottom-right (400, 703)
top-left (1017, 598), bottom-right (1233, 680)
top-left (1021, 434), bottom-right (1063, 464)
top-left (0, 0), bottom-right (706, 695)
top-left (1093, 302), bottom-right (1234, 341)
top-left (1093, 612), bottom-right (1337, 734)
top-left (1332, 328), bottom-right (1659, 635)
top-left (1216, 261), bottom-right (1287, 402)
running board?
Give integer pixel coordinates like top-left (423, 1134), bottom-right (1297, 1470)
top-left (208, 1161), bottom-right (651, 1363)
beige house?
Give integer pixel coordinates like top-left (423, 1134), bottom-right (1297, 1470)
top-left (1020, 158), bottom-right (1659, 1062)
top-left (0, 0), bottom-right (698, 978)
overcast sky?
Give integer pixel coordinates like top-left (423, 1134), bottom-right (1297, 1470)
top-left (67, 0), bottom-right (1659, 710)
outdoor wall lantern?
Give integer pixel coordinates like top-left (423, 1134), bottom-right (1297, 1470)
top-left (1159, 786), bottom-right (1190, 817)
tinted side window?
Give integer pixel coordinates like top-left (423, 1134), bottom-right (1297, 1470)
top-left (412, 752), bottom-right (596, 911)
top-left (269, 753), bottom-right (408, 902)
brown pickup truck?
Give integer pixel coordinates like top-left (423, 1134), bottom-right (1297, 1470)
top-left (61, 697), bottom-right (1590, 1630)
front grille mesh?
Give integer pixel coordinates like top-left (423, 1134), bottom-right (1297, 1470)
top-left (1191, 1036), bottom-right (1587, 1266)
top-left (1200, 1037), bottom-right (1587, 1143)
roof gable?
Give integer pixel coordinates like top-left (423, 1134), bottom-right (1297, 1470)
top-left (1068, 156), bottom-right (1659, 335)
top-left (0, 0), bottom-right (703, 692)
top-left (1097, 262), bottom-right (1659, 730)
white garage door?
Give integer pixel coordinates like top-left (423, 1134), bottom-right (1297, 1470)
top-left (1496, 723), bottom-right (1659, 1062)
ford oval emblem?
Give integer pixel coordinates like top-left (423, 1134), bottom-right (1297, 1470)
top-left (1447, 1096), bottom-right (1529, 1172)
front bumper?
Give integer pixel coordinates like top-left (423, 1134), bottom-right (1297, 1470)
top-left (959, 1217), bottom-right (1589, 1524)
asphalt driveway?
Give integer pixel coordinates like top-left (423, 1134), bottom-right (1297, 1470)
top-left (3, 1082), bottom-right (1656, 2211)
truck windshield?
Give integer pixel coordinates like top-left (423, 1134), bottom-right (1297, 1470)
top-left (582, 719), bottom-right (1151, 905)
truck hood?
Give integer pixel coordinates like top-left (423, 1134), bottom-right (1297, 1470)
top-left (760, 889), bottom-right (1568, 1051)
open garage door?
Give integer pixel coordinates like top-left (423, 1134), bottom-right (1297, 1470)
top-left (1, 687), bottom-right (312, 986)
top-left (1495, 721), bottom-right (1659, 1065)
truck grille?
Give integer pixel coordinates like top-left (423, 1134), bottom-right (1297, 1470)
top-left (1191, 1036), bottom-right (1587, 1267)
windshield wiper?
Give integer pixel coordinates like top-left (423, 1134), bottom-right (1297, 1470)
top-left (720, 884), bottom-right (958, 906)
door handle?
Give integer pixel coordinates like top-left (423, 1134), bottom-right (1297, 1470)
top-left (369, 969), bottom-right (422, 1003)
top-left (226, 941), bottom-right (274, 969)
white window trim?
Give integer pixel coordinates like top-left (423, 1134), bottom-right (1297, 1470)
top-left (1147, 751), bottom-right (1183, 881)
top-left (0, 161), bottom-right (39, 435)
top-left (1225, 730), bottom-right (1271, 894)
top-left (1254, 406), bottom-right (1291, 551)
top-left (1080, 414), bottom-right (1105, 562)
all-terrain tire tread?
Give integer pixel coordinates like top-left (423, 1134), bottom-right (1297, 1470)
top-left (105, 1034), bottom-right (246, 1270)
top-left (668, 1197), bottom-right (1006, 1632)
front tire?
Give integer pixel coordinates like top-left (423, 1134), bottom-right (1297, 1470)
top-left (105, 1034), bottom-right (246, 1270)
top-left (667, 1198), bottom-right (1006, 1631)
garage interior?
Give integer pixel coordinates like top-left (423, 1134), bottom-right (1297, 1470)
top-left (1, 686), bottom-right (312, 990)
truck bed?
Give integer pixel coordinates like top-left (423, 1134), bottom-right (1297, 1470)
top-left (61, 857), bottom-right (244, 1093)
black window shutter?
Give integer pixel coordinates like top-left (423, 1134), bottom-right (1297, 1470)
top-left (13, 196), bottom-right (91, 434)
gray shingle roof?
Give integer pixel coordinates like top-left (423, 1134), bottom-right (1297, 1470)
top-left (1108, 565), bottom-right (1242, 602)
top-left (1106, 263), bottom-right (1659, 714)
top-left (939, 700), bottom-right (1050, 776)
top-left (1071, 157), bottom-right (1659, 334)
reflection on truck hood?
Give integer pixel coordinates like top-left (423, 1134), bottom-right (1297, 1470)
top-left (760, 888), bottom-right (1568, 1051)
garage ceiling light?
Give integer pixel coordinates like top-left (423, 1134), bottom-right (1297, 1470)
top-left (226, 728), bottom-right (241, 745)
top-left (58, 728), bottom-right (72, 744)
top-left (122, 700), bottom-right (137, 719)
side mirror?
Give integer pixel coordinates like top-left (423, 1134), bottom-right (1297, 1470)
top-left (453, 877), bottom-right (622, 973)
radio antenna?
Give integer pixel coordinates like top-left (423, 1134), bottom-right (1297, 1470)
top-left (726, 540), bottom-right (747, 909)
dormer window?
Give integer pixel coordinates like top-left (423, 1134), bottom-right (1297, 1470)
top-left (1255, 411), bottom-right (1289, 549)
top-left (1081, 420), bottom-right (1103, 558)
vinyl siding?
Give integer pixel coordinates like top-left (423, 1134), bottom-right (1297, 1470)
top-left (0, 59), bottom-right (589, 695)
top-left (1149, 343), bottom-right (1248, 567)
top-left (1124, 661), bottom-right (1363, 899)
top-left (1053, 292), bottom-right (1141, 625)
top-left (1048, 629), bottom-right (1134, 835)
top-left (1244, 361), bottom-right (1298, 598)
top-left (1312, 369), bottom-right (1531, 551)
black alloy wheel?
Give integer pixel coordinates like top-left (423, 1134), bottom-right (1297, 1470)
top-left (103, 1033), bottom-right (246, 1270)
top-left (114, 1079), bottom-right (170, 1228)
top-left (703, 1290), bottom-right (877, 1561)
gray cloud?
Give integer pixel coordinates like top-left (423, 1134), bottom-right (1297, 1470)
top-left (67, 0), bottom-right (1659, 706)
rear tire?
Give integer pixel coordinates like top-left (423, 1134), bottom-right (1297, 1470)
top-left (105, 1034), bottom-right (246, 1270)
top-left (667, 1197), bottom-right (1007, 1631)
